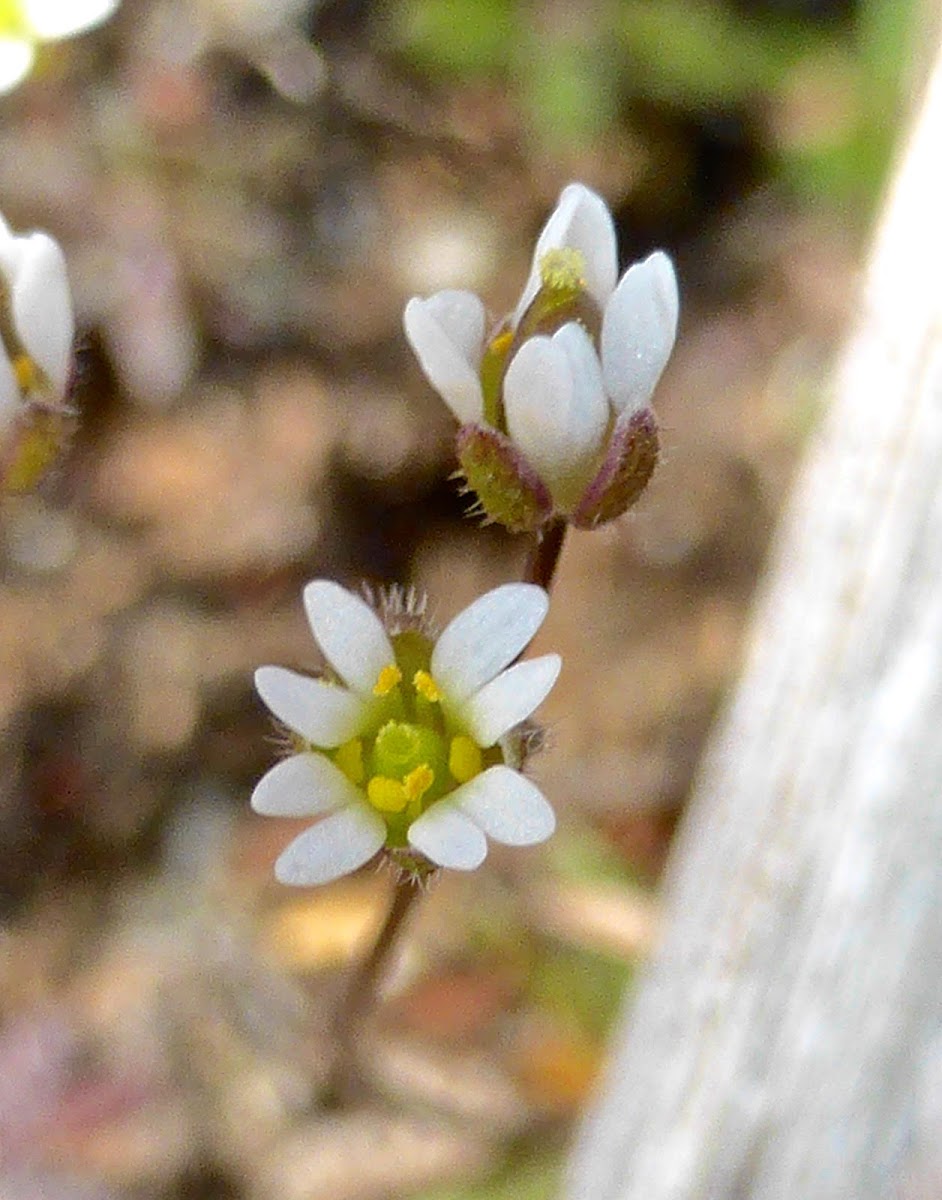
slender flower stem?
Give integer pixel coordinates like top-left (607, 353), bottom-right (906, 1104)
top-left (325, 878), bottom-right (421, 1106)
top-left (524, 517), bottom-right (567, 591)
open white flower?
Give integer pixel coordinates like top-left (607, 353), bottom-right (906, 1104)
top-left (252, 580), bottom-right (560, 885)
top-left (404, 183), bottom-right (678, 528)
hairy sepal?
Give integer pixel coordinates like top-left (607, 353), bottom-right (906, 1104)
top-left (455, 423), bottom-right (553, 534)
top-left (570, 407), bottom-right (659, 529)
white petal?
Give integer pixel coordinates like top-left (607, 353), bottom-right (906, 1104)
top-left (452, 765), bottom-right (555, 845)
top-left (274, 804), bottom-right (386, 886)
top-left (459, 654), bottom-right (561, 747)
top-left (0, 39), bottom-right (34, 94)
top-left (515, 183), bottom-right (618, 324)
top-left (303, 580), bottom-right (395, 696)
top-left (403, 291), bottom-right (485, 424)
top-left (23, 0), bottom-right (120, 39)
top-left (601, 250), bottom-right (679, 417)
top-left (251, 752), bottom-right (361, 817)
top-left (407, 802), bottom-right (487, 870)
top-left (503, 329), bottom-right (608, 511)
top-left (255, 666), bottom-right (369, 748)
top-left (431, 583), bottom-right (549, 704)
top-left (0, 232), bottom-right (73, 398)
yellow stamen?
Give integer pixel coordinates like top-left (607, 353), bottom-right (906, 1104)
top-left (367, 775), bottom-right (408, 813)
top-left (539, 247), bottom-right (587, 294)
top-left (449, 736), bottom-right (483, 784)
top-left (373, 663), bottom-right (402, 697)
top-left (334, 738), bottom-right (365, 785)
top-left (413, 670), bottom-right (441, 703)
top-left (13, 354), bottom-right (38, 394)
top-left (403, 763), bottom-right (434, 803)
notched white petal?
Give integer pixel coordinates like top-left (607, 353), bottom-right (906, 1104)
top-left (251, 752), bottom-right (360, 818)
top-left (403, 291), bottom-right (485, 425)
top-left (453, 765), bottom-right (556, 845)
top-left (601, 250), bottom-right (679, 417)
top-left (431, 583), bottom-right (549, 704)
top-left (459, 653), bottom-right (561, 747)
top-left (274, 804), bottom-right (386, 886)
top-left (303, 581), bottom-right (395, 695)
top-left (407, 802), bottom-right (487, 870)
top-left (255, 665), bottom-right (369, 748)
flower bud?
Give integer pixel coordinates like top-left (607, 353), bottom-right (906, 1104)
top-left (405, 183), bottom-right (678, 533)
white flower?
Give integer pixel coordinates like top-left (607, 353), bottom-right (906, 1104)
top-left (252, 581), bottom-right (560, 885)
top-left (0, 0), bottom-right (121, 94)
top-left (404, 182), bottom-right (678, 516)
top-left (0, 212), bottom-right (74, 421)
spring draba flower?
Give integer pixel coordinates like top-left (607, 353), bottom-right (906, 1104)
top-left (0, 212), bottom-right (75, 492)
top-left (404, 183), bottom-right (679, 532)
top-left (252, 581), bottom-right (560, 885)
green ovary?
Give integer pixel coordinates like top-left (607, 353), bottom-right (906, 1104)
top-left (326, 657), bottom-right (496, 846)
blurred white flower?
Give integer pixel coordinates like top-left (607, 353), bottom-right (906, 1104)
top-left (252, 581), bottom-right (560, 885)
top-left (404, 183), bottom-right (678, 527)
top-left (0, 0), bottom-right (120, 93)
top-left (0, 211), bottom-right (75, 490)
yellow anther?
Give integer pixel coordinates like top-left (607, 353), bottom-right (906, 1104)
top-left (449, 736), bottom-right (483, 784)
top-left (413, 670), bottom-right (441, 703)
top-left (539, 247), bottom-right (586, 294)
top-left (403, 763), bottom-right (434, 803)
top-left (367, 776), bottom-right (408, 813)
top-left (13, 354), bottom-right (38, 394)
top-left (334, 738), bottom-right (365, 785)
top-left (373, 663), bottom-right (402, 697)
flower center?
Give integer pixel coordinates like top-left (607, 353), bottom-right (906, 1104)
top-left (326, 652), bottom-right (492, 840)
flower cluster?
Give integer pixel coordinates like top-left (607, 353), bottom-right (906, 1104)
top-left (253, 581), bottom-right (559, 885)
top-left (0, 212), bottom-right (75, 492)
top-left (404, 183), bottom-right (678, 531)
top-left (0, 0), bottom-right (120, 94)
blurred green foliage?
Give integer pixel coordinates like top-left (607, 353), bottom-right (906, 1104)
top-left (386, 0), bottom-right (918, 207)
top-left (412, 1153), bottom-right (562, 1200)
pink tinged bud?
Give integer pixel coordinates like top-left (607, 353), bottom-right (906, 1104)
top-left (455, 423), bottom-right (553, 534)
top-left (570, 407), bottom-right (660, 530)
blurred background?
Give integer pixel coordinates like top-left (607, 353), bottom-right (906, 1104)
top-left (0, 0), bottom-right (923, 1196)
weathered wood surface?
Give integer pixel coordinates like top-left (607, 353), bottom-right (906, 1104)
top-left (565, 35), bottom-right (942, 1200)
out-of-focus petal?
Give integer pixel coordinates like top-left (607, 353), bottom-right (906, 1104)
top-left (255, 666), bottom-right (369, 748)
top-left (0, 232), bottom-right (74, 396)
top-left (407, 802), bottom-right (487, 870)
top-left (274, 804), bottom-right (385, 885)
top-left (601, 250), bottom-right (678, 417)
top-left (0, 39), bottom-right (33, 94)
top-left (431, 583), bottom-right (549, 704)
top-left (251, 753), bottom-right (361, 818)
top-left (458, 654), bottom-right (561, 746)
top-left (403, 290), bottom-right (485, 424)
top-left (452, 765), bottom-right (556, 845)
top-left (23, 0), bottom-right (120, 39)
top-left (303, 580), bottom-right (395, 696)
top-left (515, 183), bottom-right (618, 324)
